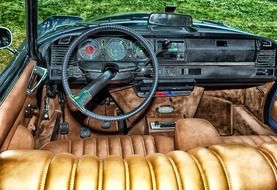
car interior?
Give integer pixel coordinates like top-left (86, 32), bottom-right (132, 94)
top-left (1, 8), bottom-right (277, 190)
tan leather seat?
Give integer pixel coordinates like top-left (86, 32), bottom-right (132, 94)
top-left (41, 118), bottom-right (277, 157)
top-left (176, 118), bottom-right (277, 151)
top-left (41, 135), bottom-right (174, 158)
top-left (1, 143), bottom-right (277, 190)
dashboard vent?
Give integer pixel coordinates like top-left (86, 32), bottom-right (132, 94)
top-left (50, 44), bottom-right (75, 66)
top-left (58, 36), bottom-right (72, 45)
top-left (256, 50), bottom-right (276, 66)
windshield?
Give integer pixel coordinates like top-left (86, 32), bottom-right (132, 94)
top-left (0, 0), bottom-right (276, 71)
top-left (36, 0), bottom-right (277, 39)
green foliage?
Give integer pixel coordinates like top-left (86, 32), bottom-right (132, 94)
top-left (0, 0), bottom-right (277, 71)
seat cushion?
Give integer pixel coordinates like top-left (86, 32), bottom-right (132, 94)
top-left (223, 135), bottom-right (277, 146)
top-left (41, 135), bottom-right (174, 158)
top-left (1, 143), bottom-right (277, 190)
top-left (176, 118), bottom-right (277, 151)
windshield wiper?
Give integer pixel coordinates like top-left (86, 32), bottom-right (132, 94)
top-left (94, 13), bottom-right (149, 22)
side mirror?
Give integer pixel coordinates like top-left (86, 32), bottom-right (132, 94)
top-left (0, 27), bottom-right (12, 50)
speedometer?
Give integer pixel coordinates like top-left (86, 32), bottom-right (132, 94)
top-left (132, 42), bottom-right (147, 61)
top-left (78, 39), bottom-right (100, 60)
top-left (106, 38), bottom-right (127, 61)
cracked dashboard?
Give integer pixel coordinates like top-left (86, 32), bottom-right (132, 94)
top-left (46, 31), bottom-right (277, 90)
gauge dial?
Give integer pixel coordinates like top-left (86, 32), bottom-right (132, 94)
top-left (106, 38), bottom-right (127, 61)
top-left (133, 42), bottom-right (147, 61)
top-left (78, 39), bottom-right (100, 60)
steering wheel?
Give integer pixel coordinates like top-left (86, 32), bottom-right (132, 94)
top-left (62, 25), bottom-right (159, 122)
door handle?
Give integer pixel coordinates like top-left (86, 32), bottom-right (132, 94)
top-left (26, 66), bottom-right (47, 94)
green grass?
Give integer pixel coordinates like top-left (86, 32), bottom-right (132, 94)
top-left (1, 0), bottom-right (277, 71)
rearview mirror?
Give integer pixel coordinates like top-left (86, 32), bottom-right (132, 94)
top-left (149, 13), bottom-right (193, 27)
top-left (0, 27), bottom-right (12, 50)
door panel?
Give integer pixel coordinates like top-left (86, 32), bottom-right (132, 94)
top-left (0, 61), bottom-right (36, 152)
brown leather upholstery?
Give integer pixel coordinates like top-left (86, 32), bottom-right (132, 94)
top-left (7, 125), bottom-right (34, 150)
top-left (1, 143), bottom-right (277, 190)
top-left (41, 135), bottom-right (174, 158)
top-left (176, 118), bottom-right (277, 151)
top-left (42, 118), bottom-right (277, 157)
top-left (223, 135), bottom-right (277, 145)
top-left (0, 61), bottom-right (35, 151)
top-left (271, 98), bottom-right (277, 121)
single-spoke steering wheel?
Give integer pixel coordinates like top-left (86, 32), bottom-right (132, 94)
top-left (62, 25), bottom-right (159, 122)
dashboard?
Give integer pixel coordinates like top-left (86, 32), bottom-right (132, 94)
top-left (45, 31), bottom-right (277, 95)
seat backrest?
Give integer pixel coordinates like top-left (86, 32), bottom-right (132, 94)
top-left (1, 143), bottom-right (276, 190)
top-left (40, 135), bottom-right (175, 158)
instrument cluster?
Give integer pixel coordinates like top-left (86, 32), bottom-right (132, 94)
top-left (77, 37), bottom-right (149, 62)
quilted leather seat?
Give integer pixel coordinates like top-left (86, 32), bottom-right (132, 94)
top-left (1, 143), bottom-right (277, 190)
top-left (176, 118), bottom-right (277, 151)
top-left (41, 118), bottom-right (277, 157)
top-left (41, 135), bottom-right (174, 158)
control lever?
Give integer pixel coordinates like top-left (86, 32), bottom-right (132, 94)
top-left (42, 97), bottom-right (49, 120)
top-left (58, 92), bottom-right (69, 135)
top-left (143, 39), bottom-right (170, 67)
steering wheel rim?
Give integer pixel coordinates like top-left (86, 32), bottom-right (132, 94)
top-left (62, 25), bottom-right (159, 122)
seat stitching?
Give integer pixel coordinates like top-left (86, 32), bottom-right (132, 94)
top-left (106, 137), bottom-right (110, 156)
top-left (245, 136), bottom-right (256, 146)
top-left (260, 147), bottom-right (277, 167)
top-left (269, 136), bottom-right (276, 141)
top-left (82, 139), bottom-right (85, 155)
top-left (123, 159), bottom-right (130, 190)
top-left (118, 137), bottom-right (123, 157)
top-left (97, 160), bottom-right (103, 190)
top-left (140, 136), bottom-right (147, 156)
top-left (39, 155), bottom-right (52, 190)
top-left (210, 149), bottom-right (232, 190)
top-left (146, 158), bottom-right (156, 190)
top-left (268, 136), bottom-right (275, 142)
top-left (69, 140), bottom-right (72, 153)
top-left (271, 136), bottom-right (277, 142)
top-left (257, 149), bottom-right (277, 180)
top-left (190, 155), bottom-right (208, 190)
top-left (248, 136), bottom-right (259, 145)
top-left (167, 157), bottom-right (183, 190)
top-left (95, 137), bottom-right (98, 158)
top-left (151, 136), bottom-right (157, 152)
top-left (261, 136), bottom-right (271, 142)
top-left (259, 136), bottom-right (268, 143)
top-left (130, 136), bottom-right (135, 154)
top-left (69, 159), bottom-right (78, 190)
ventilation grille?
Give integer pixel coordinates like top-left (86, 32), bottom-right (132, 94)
top-left (50, 37), bottom-right (75, 66)
top-left (256, 50), bottom-right (276, 66)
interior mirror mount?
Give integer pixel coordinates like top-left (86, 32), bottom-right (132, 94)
top-left (165, 5), bottom-right (176, 13)
top-left (148, 13), bottom-right (193, 27)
